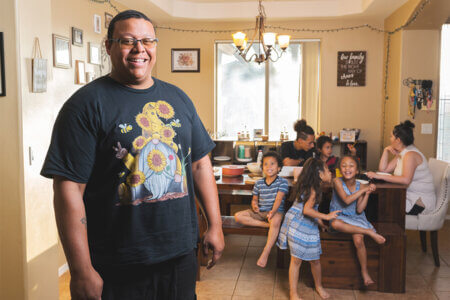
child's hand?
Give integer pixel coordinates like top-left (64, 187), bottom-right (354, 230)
top-left (251, 202), bottom-right (260, 213)
top-left (318, 220), bottom-right (329, 232)
top-left (326, 210), bottom-right (341, 221)
top-left (347, 144), bottom-right (357, 156)
top-left (368, 183), bottom-right (376, 193)
top-left (267, 210), bottom-right (274, 221)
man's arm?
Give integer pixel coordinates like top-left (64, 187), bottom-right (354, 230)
top-left (282, 157), bottom-right (303, 166)
top-left (53, 176), bottom-right (103, 300)
top-left (192, 155), bottom-right (225, 269)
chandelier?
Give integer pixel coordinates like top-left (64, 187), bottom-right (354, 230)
top-left (232, 0), bottom-right (290, 64)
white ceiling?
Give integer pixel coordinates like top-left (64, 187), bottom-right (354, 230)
top-left (117, 0), bottom-right (409, 22)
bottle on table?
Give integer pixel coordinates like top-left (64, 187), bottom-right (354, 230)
top-left (257, 150), bottom-right (263, 166)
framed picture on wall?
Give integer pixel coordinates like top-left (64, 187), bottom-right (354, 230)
top-left (89, 42), bottom-right (101, 65)
top-left (94, 14), bottom-right (101, 34)
top-left (52, 34), bottom-right (71, 68)
top-left (32, 58), bottom-right (47, 93)
top-left (0, 32), bottom-right (5, 96)
top-left (75, 60), bottom-right (86, 84)
top-left (105, 12), bottom-right (113, 29)
top-left (72, 27), bottom-right (83, 47)
top-left (171, 48), bottom-right (200, 72)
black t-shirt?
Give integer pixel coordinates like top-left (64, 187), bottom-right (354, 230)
top-left (41, 76), bottom-right (215, 270)
top-left (280, 141), bottom-right (316, 166)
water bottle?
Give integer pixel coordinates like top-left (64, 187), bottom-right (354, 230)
top-left (257, 150), bottom-right (263, 166)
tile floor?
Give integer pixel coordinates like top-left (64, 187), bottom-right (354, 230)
top-left (60, 220), bottom-right (450, 299)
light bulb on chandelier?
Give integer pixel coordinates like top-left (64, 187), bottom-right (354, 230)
top-left (232, 0), bottom-right (290, 64)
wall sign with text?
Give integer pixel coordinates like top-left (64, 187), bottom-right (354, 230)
top-left (337, 51), bottom-right (366, 87)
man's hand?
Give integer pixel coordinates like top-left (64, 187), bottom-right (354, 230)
top-left (202, 227), bottom-right (225, 269)
top-left (70, 267), bottom-right (103, 300)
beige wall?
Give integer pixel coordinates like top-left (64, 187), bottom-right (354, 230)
top-left (400, 30), bottom-right (440, 159)
top-left (154, 19), bottom-right (384, 169)
top-left (383, 0), bottom-right (422, 147)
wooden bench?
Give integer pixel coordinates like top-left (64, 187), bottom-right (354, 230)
top-left (277, 222), bottom-right (406, 293)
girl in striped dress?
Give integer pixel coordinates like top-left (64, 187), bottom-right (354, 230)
top-left (330, 155), bottom-right (386, 286)
top-left (277, 158), bottom-right (341, 300)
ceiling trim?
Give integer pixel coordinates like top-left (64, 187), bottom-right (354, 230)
top-left (149, 0), bottom-right (373, 20)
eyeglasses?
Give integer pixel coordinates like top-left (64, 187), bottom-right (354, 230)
top-left (109, 37), bottom-right (159, 49)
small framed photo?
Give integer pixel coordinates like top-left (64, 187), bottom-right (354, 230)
top-left (171, 48), bottom-right (200, 72)
top-left (0, 32), bottom-right (5, 96)
top-left (105, 12), bottom-right (113, 29)
top-left (94, 14), bottom-right (101, 34)
top-left (75, 60), bottom-right (86, 84)
top-left (72, 27), bottom-right (83, 47)
top-left (52, 34), bottom-right (71, 68)
top-left (89, 42), bottom-right (101, 65)
top-left (340, 130), bottom-right (356, 142)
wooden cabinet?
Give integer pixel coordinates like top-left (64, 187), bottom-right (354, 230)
top-left (332, 140), bottom-right (368, 170)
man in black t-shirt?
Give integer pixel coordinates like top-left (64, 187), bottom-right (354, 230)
top-left (41, 10), bottom-right (224, 300)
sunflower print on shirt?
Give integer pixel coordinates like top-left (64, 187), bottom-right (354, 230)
top-left (114, 101), bottom-right (191, 206)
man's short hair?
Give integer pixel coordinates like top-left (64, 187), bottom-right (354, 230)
top-left (107, 10), bottom-right (153, 40)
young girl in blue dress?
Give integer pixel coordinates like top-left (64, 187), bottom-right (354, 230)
top-left (330, 155), bottom-right (386, 286)
top-left (277, 158), bottom-right (341, 300)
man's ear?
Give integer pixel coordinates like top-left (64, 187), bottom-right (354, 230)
top-left (105, 39), bottom-right (112, 55)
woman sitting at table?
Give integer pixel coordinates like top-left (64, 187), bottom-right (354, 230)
top-left (367, 120), bottom-right (435, 215)
top-left (281, 119), bottom-right (316, 166)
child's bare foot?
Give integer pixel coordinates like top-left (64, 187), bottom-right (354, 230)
top-left (289, 293), bottom-right (303, 300)
top-left (315, 286), bottom-right (330, 299)
top-left (370, 232), bottom-right (386, 244)
top-left (362, 272), bottom-right (375, 286)
top-left (256, 253), bottom-right (269, 268)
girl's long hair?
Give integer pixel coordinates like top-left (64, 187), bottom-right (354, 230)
top-left (289, 157), bottom-right (326, 204)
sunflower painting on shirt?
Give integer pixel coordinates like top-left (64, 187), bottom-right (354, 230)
top-left (113, 100), bottom-right (189, 206)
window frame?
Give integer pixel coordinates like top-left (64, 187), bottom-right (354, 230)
top-left (214, 39), bottom-right (319, 139)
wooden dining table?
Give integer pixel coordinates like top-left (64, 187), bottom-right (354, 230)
top-left (215, 172), bottom-right (408, 293)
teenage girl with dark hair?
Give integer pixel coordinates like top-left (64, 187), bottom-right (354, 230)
top-left (281, 119), bottom-right (316, 166)
top-left (367, 120), bottom-right (436, 215)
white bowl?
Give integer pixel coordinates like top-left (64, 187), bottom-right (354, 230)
top-left (247, 162), bottom-right (262, 175)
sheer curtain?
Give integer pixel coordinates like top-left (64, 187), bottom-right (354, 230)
top-left (301, 41), bottom-right (321, 133)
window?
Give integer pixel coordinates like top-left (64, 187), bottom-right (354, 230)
top-left (437, 24), bottom-right (450, 162)
top-left (215, 42), bottom-right (303, 140)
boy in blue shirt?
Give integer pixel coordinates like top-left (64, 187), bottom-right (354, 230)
top-left (235, 151), bottom-right (289, 268)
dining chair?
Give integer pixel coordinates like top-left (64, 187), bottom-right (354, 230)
top-left (405, 158), bottom-right (450, 267)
